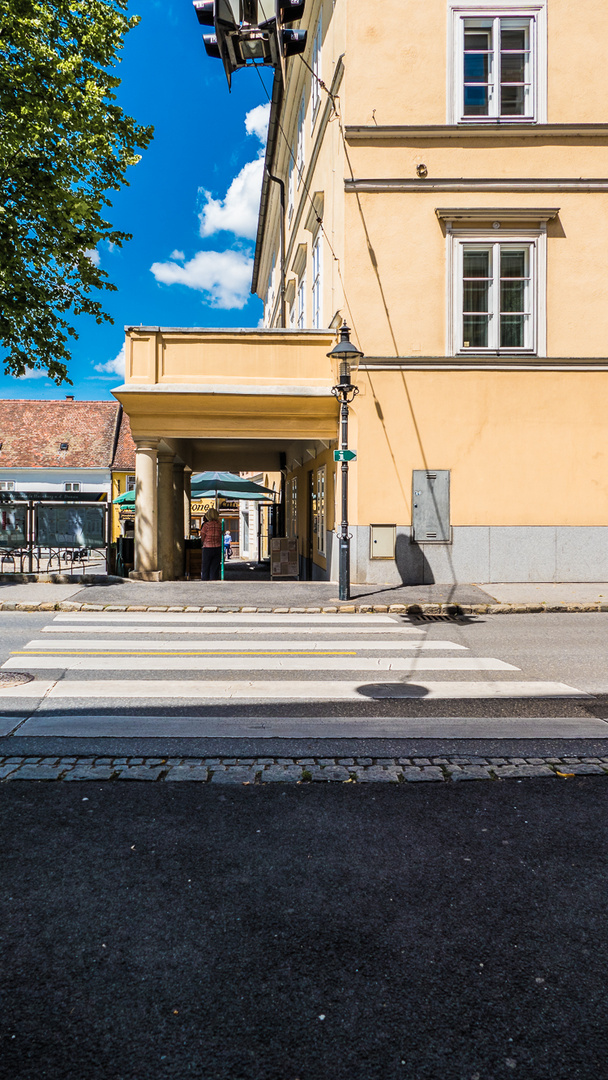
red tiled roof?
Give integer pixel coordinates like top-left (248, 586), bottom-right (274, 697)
top-left (0, 400), bottom-right (120, 469)
top-left (112, 409), bottom-right (136, 471)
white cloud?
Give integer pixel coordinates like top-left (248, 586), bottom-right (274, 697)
top-left (94, 343), bottom-right (126, 377)
top-left (84, 248), bottom-right (101, 267)
top-left (18, 369), bottom-right (50, 380)
top-left (150, 104), bottom-right (269, 308)
top-left (150, 250), bottom-right (253, 309)
top-left (198, 157), bottom-right (264, 241)
top-left (197, 102), bottom-right (270, 241)
top-left (245, 102), bottom-right (270, 143)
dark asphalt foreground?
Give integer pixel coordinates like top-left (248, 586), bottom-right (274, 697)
top-left (2, 780), bottom-right (608, 1080)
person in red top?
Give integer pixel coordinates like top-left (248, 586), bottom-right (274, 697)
top-left (200, 507), bottom-right (222, 580)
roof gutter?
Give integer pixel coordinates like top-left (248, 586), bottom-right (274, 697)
top-left (252, 70), bottom-right (284, 297)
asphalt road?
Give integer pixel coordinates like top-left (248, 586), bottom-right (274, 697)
top-left (1, 612), bottom-right (608, 759)
top-left (2, 778), bottom-right (607, 1080)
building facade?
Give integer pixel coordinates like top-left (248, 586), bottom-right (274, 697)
top-left (0, 399), bottom-right (135, 543)
top-left (116, 0), bottom-right (608, 583)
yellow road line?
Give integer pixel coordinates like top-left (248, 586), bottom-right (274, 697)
top-left (12, 650), bottom-right (357, 657)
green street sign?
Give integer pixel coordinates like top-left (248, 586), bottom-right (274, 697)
top-left (334, 449), bottom-right (357, 462)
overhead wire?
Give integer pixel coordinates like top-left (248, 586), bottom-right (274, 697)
top-left (253, 60), bottom-right (359, 340)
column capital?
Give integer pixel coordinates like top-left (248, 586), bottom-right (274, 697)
top-left (158, 449), bottom-right (176, 465)
top-left (134, 437), bottom-right (160, 452)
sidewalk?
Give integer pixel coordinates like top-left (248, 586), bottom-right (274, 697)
top-left (0, 577), bottom-right (607, 613)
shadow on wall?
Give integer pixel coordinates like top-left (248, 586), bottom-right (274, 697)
top-left (395, 532), bottom-right (434, 585)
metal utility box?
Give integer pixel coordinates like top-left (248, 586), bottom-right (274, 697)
top-left (412, 470), bottom-right (451, 543)
top-left (370, 524), bottom-right (396, 559)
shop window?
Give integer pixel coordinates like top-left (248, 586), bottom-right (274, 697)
top-left (291, 477), bottom-right (298, 538)
top-left (316, 466), bottom-right (326, 555)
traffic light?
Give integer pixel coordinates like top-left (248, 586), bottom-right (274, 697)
top-left (193, 1), bottom-right (307, 88)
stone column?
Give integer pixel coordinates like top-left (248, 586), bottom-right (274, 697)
top-left (157, 450), bottom-right (175, 581)
top-left (132, 438), bottom-right (160, 579)
top-left (172, 461), bottom-right (186, 579)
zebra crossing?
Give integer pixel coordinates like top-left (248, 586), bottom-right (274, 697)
top-left (2, 610), bottom-right (589, 705)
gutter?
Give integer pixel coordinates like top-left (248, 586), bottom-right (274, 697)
top-left (252, 70), bottom-right (283, 297)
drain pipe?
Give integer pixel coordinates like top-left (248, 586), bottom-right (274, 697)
top-left (267, 171), bottom-right (286, 328)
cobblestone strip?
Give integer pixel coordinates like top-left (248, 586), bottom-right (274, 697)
top-left (0, 600), bottom-right (607, 614)
top-left (1, 755), bottom-right (608, 783)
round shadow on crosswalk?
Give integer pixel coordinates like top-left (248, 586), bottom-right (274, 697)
top-left (355, 682), bottom-right (430, 699)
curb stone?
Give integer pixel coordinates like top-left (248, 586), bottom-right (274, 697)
top-left (0, 600), bottom-right (605, 615)
top-left (2, 755), bottom-right (608, 783)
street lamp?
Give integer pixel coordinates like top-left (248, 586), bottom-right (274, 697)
top-left (329, 324), bottom-right (363, 601)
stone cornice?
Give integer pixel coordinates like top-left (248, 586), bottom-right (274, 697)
top-left (360, 357), bottom-right (608, 371)
top-left (345, 124), bottom-right (608, 141)
top-left (345, 178), bottom-right (608, 193)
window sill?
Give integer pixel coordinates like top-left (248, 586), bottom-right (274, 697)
top-left (457, 117), bottom-right (537, 125)
top-left (455, 350), bottom-right (537, 358)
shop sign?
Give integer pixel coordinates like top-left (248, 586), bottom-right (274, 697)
top-left (191, 499), bottom-right (239, 514)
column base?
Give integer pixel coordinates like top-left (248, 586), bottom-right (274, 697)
top-left (129, 570), bottom-right (163, 582)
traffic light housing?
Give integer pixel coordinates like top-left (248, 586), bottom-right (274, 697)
top-left (193, 0), bottom-right (307, 88)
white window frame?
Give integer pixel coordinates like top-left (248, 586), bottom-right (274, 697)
top-left (297, 274), bottom-right (306, 329)
top-left (311, 233), bottom-right (322, 329)
top-left (126, 475), bottom-right (136, 492)
top-left (64, 482), bottom-right (81, 492)
top-left (0, 481), bottom-right (15, 491)
top-left (316, 466), bottom-right (326, 555)
top-left (311, 15), bottom-right (322, 127)
top-left (287, 151), bottom-right (295, 221)
top-left (447, 225), bottom-right (546, 356)
top-left (296, 94), bottom-right (305, 185)
top-left (448, 2), bottom-right (546, 124)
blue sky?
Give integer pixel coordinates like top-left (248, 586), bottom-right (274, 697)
top-left (3, 0), bottom-right (272, 401)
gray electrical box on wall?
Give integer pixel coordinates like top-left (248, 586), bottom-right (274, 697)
top-left (412, 470), bottom-right (451, 542)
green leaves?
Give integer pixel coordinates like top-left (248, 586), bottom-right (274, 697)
top-left (0, 0), bottom-right (153, 383)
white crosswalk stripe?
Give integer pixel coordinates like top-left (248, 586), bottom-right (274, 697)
top-left (2, 611), bottom-right (588, 703)
top-left (8, 656), bottom-right (517, 672)
top-left (22, 637), bottom-right (469, 651)
top-left (0, 678), bottom-right (589, 700)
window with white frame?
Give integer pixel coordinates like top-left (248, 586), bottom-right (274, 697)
top-left (64, 482), bottom-right (80, 492)
top-left (0, 481), bottom-right (15, 491)
top-left (297, 275), bottom-right (306, 329)
top-left (288, 151), bottom-right (295, 220)
top-left (296, 94), bottom-right (305, 184)
top-left (311, 233), bottom-right (322, 329)
top-left (316, 466), bottom-right (326, 555)
top-left (267, 252), bottom-right (275, 310)
top-left (126, 475), bottom-right (136, 491)
top-left (449, 4), bottom-right (546, 124)
top-left (311, 16), bottom-right (322, 124)
top-left (451, 234), bottom-right (543, 353)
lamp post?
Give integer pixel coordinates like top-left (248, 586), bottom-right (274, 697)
top-left (329, 324), bottom-right (363, 601)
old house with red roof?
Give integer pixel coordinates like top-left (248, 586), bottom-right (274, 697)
top-left (0, 398), bottom-right (135, 541)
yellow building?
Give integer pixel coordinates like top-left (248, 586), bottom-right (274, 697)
top-left (114, 0), bottom-right (608, 583)
top-left (110, 408), bottom-right (136, 543)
